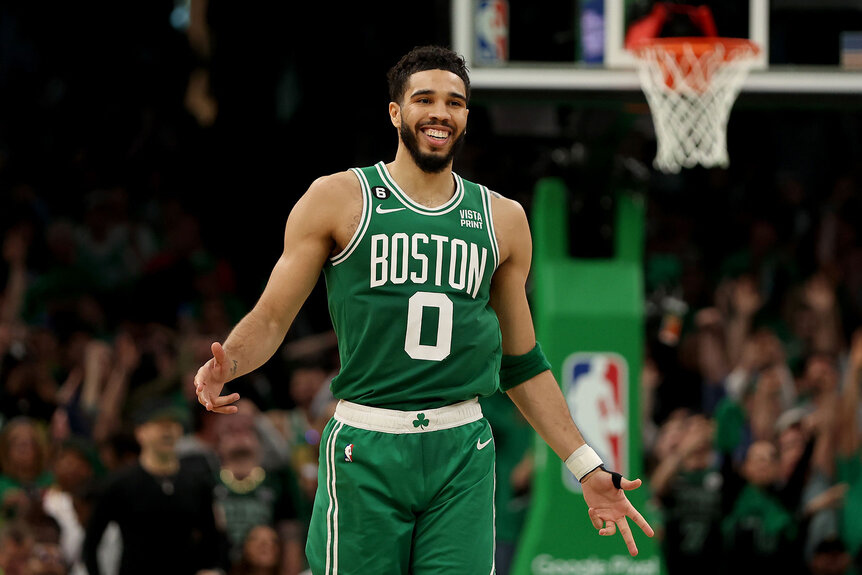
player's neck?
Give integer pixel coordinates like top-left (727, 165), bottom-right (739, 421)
top-left (387, 155), bottom-right (455, 208)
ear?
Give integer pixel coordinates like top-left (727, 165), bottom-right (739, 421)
top-left (389, 102), bottom-right (401, 128)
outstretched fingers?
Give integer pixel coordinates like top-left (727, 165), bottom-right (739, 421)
top-left (206, 392), bottom-right (241, 414)
top-left (616, 517), bottom-right (638, 556)
top-left (610, 499), bottom-right (656, 556)
top-left (585, 472), bottom-right (655, 557)
top-left (627, 504), bottom-right (655, 538)
top-left (193, 341), bottom-right (240, 413)
top-left (615, 474), bottom-right (654, 538)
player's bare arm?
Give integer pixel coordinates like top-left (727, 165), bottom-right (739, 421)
top-left (194, 171), bottom-right (362, 414)
top-left (488, 193), bottom-right (586, 459)
top-left (489, 192), bottom-right (654, 556)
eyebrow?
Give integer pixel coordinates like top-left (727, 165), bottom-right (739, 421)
top-left (410, 89), bottom-right (467, 101)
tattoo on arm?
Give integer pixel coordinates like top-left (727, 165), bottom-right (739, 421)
top-left (231, 360), bottom-right (238, 376)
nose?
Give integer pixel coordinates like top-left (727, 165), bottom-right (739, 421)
top-left (427, 101), bottom-right (451, 122)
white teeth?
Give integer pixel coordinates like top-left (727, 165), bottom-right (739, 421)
top-left (425, 129), bottom-right (448, 139)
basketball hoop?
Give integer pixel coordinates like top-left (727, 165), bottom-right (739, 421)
top-left (630, 37), bottom-right (760, 173)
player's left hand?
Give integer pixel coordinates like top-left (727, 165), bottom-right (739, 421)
top-left (194, 341), bottom-right (240, 414)
top-left (581, 467), bottom-right (654, 556)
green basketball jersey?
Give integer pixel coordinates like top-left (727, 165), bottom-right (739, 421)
top-left (323, 161), bottom-right (502, 410)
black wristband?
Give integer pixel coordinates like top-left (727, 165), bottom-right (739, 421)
top-left (600, 465), bottom-right (623, 490)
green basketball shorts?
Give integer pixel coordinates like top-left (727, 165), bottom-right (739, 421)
top-left (305, 398), bottom-right (497, 575)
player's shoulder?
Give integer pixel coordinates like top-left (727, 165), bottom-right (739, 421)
top-left (304, 170), bottom-right (362, 201)
top-left (487, 188), bottom-right (528, 226)
top-left (293, 170), bottom-right (363, 219)
top-left (290, 170), bottom-right (364, 242)
top-left (486, 189), bottom-right (531, 265)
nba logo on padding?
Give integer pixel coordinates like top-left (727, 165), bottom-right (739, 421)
top-left (561, 352), bottom-right (628, 493)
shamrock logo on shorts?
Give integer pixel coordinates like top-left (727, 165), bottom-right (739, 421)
top-left (413, 413), bottom-right (430, 430)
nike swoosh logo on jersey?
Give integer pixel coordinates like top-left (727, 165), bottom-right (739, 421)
top-left (476, 437), bottom-right (493, 450)
top-left (376, 205), bottom-right (406, 214)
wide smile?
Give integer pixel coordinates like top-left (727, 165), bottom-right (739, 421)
top-left (421, 127), bottom-right (451, 148)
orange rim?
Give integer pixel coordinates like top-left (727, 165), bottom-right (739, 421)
top-left (630, 37), bottom-right (760, 61)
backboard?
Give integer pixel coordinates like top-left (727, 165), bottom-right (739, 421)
top-left (451, 0), bottom-right (862, 94)
top-left (604, 0), bottom-right (768, 69)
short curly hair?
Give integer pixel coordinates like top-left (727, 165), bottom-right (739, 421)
top-left (387, 45), bottom-right (471, 105)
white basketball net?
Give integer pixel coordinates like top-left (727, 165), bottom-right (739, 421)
top-left (633, 41), bottom-right (758, 173)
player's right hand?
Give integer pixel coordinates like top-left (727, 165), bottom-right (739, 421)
top-left (194, 342), bottom-right (241, 414)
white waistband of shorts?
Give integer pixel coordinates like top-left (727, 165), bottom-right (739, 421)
top-left (333, 398), bottom-right (483, 434)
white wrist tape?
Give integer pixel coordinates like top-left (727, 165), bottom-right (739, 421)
top-left (565, 445), bottom-right (603, 482)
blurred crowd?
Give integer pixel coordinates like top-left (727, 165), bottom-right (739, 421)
top-left (638, 161), bottom-right (862, 575)
top-left (0, 186), bottom-right (340, 575)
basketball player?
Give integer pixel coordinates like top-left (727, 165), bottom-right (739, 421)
top-left (194, 45), bottom-right (654, 574)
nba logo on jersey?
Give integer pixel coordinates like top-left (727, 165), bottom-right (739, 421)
top-left (561, 352), bottom-right (628, 493)
top-left (344, 444), bottom-right (354, 462)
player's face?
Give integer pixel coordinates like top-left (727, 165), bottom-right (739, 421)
top-left (394, 69), bottom-right (468, 173)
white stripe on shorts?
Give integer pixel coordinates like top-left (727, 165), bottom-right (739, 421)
top-left (491, 460), bottom-right (497, 575)
top-left (325, 421), bottom-right (344, 575)
top-left (333, 398), bottom-right (483, 434)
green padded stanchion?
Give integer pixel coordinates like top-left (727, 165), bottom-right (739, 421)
top-left (510, 177), bottom-right (665, 575)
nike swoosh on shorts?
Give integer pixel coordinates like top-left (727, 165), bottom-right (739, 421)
top-left (476, 437), bottom-right (493, 450)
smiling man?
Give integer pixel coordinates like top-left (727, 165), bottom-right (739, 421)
top-left (194, 45), bottom-right (653, 574)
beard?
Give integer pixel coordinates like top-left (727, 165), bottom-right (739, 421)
top-left (400, 122), bottom-right (466, 174)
